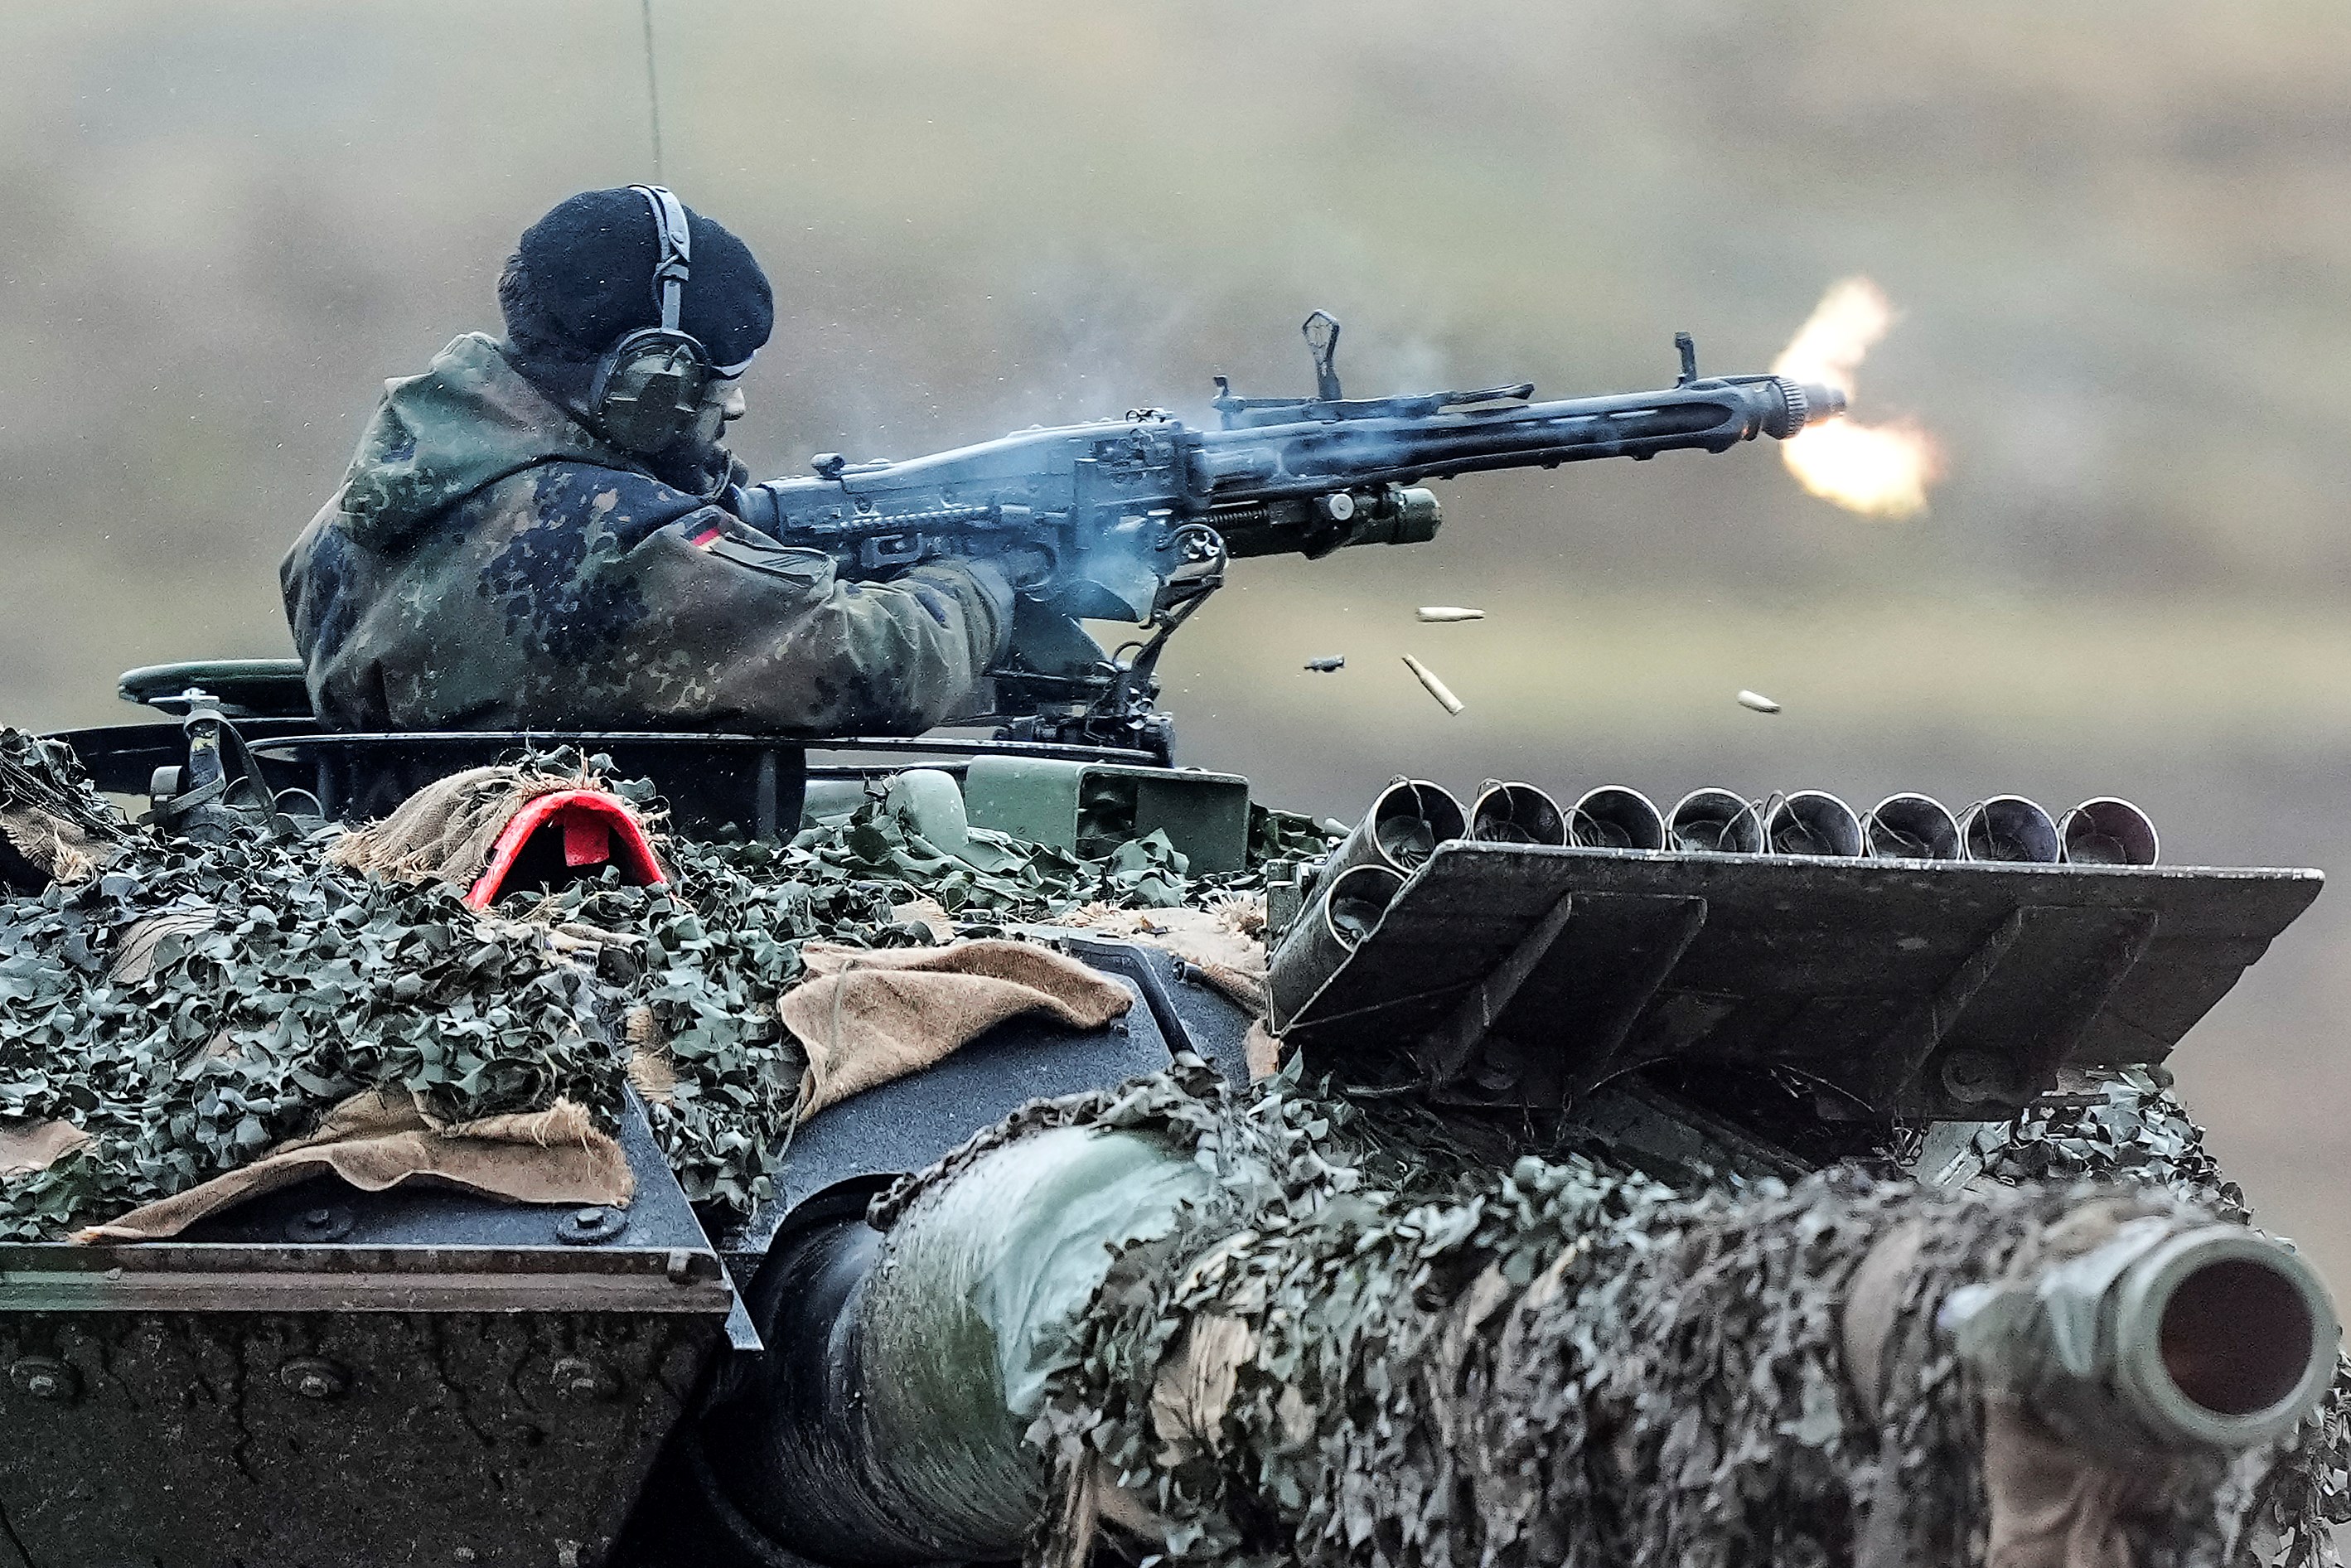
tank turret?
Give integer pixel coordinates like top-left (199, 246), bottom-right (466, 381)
top-left (2, 698), bottom-right (2344, 1566)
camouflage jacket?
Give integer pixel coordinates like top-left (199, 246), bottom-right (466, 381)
top-left (280, 334), bottom-right (1009, 733)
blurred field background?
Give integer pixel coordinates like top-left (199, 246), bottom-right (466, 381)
top-left (2, 3), bottom-right (2349, 1283)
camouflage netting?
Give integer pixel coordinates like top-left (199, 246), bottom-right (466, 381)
top-left (1978, 1066), bottom-right (2249, 1218)
top-left (0, 732), bottom-right (1332, 1237)
top-left (0, 728), bottom-right (126, 890)
top-left (869, 1059), bottom-right (2351, 1568)
top-left (4, 726), bottom-right (2347, 1564)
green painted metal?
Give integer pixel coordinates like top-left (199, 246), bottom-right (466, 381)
top-left (963, 757), bottom-right (1250, 874)
top-left (1132, 770), bottom-right (1251, 874)
top-left (800, 777), bottom-right (870, 821)
top-left (961, 757), bottom-right (1087, 850)
top-left (836, 1126), bottom-right (1214, 1557)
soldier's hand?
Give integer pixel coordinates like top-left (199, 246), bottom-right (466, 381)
top-left (904, 556), bottom-right (1018, 661)
top-left (951, 557), bottom-right (1018, 632)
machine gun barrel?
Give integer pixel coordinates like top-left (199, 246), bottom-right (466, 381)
top-left (1188, 375), bottom-right (1840, 503)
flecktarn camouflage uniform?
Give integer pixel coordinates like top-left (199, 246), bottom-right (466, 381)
top-left (282, 333), bottom-right (1009, 733)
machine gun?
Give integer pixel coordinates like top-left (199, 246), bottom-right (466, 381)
top-left (733, 314), bottom-right (1845, 759)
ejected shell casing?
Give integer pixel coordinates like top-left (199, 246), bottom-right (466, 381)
top-left (1568, 786), bottom-right (1667, 850)
top-left (1323, 778), bottom-right (1467, 887)
top-left (2061, 797), bottom-right (2160, 866)
top-left (1415, 606), bottom-right (1486, 622)
top-left (1862, 793), bottom-right (1962, 860)
top-left (1668, 787), bottom-right (1765, 854)
top-left (1736, 690), bottom-right (1783, 714)
top-left (1400, 654), bottom-right (1466, 715)
top-left (1267, 863), bottom-right (1406, 1030)
top-left (1762, 791), bottom-right (1865, 858)
top-left (1468, 782), bottom-right (1568, 846)
top-left (1957, 796), bottom-right (2061, 864)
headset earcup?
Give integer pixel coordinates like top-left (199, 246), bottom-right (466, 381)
top-left (589, 330), bottom-right (713, 454)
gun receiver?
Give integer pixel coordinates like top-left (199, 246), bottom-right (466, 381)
top-left (733, 313), bottom-right (1844, 758)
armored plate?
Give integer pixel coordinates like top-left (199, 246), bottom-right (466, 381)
top-left (1276, 842), bottom-right (2321, 1119)
top-left (0, 1093), bottom-right (741, 1568)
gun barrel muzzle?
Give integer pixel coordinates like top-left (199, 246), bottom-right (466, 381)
top-left (1940, 1217), bottom-right (2339, 1455)
top-left (1771, 379), bottom-right (1849, 439)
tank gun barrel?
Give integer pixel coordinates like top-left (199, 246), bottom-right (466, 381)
top-left (693, 1113), bottom-right (2339, 1566)
top-left (1923, 1214), bottom-right (2338, 1455)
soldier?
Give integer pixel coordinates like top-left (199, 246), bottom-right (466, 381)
top-left (281, 186), bottom-right (1014, 733)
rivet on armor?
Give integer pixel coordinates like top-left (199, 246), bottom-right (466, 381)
top-left (285, 1203), bottom-right (355, 1242)
top-left (551, 1356), bottom-right (617, 1403)
top-left (278, 1357), bottom-right (350, 1401)
top-left (557, 1205), bottom-right (628, 1245)
top-left (9, 1356), bottom-right (80, 1403)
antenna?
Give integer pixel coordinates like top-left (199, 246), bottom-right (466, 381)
top-left (639, 0), bottom-right (665, 180)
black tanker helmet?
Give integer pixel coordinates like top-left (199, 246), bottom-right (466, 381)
top-left (498, 187), bottom-right (775, 375)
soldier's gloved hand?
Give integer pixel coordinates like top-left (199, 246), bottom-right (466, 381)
top-left (902, 555), bottom-right (1018, 662)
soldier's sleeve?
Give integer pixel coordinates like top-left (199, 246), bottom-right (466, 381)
top-left (612, 501), bottom-right (1013, 733)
